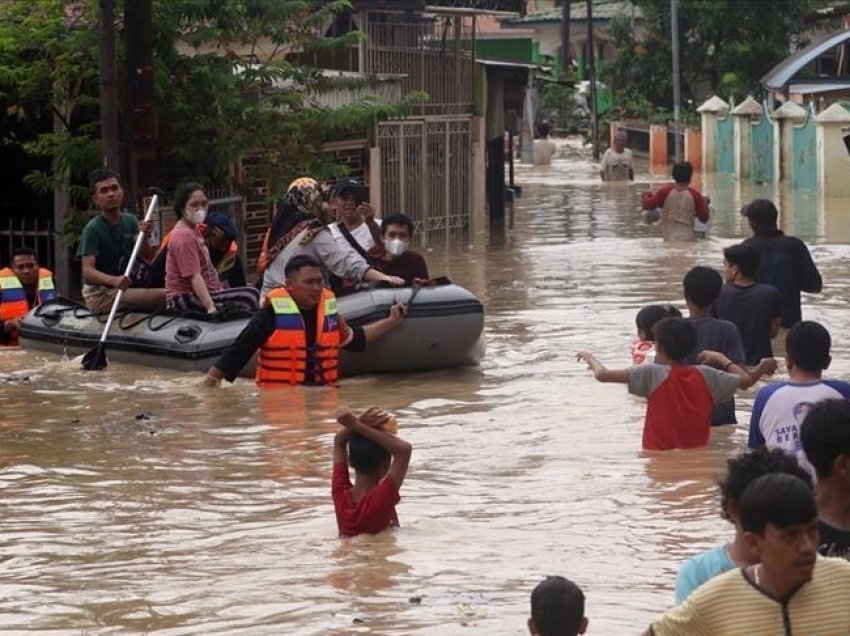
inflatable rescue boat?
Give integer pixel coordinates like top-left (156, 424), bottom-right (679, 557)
top-left (18, 284), bottom-right (485, 378)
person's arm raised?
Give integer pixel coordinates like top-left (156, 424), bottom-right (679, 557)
top-left (698, 349), bottom-right (776, 390)
top-left (576, 350), bottom-right (630, 383)
top-left (336, 407), bottom-right (412, 488)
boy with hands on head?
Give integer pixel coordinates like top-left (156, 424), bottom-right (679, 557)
top-left (333, 406), bottom-right (412, 537)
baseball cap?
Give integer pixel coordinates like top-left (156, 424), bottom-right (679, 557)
top-left (330, 178), bottom-right (361, 199)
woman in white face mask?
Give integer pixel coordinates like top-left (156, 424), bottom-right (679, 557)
top-left (164, 182), bottom-right (259, 315)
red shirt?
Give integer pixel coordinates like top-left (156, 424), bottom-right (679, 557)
top-left (628, 364), bottom-right (739, 450)
top-left (332, 462), bottom-right (400, 536)
top-left (641, 184), bottom-right (709, 222)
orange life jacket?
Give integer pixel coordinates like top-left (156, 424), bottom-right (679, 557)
top-left (256, 287), bottom-right (341, 387)
top-left (0, 267), bottom-right (56, 346)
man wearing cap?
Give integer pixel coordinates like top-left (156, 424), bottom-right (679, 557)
top-left (741, 199), bottom-right (822, 329)
top-left (328, 178), bottom-right (383, 258)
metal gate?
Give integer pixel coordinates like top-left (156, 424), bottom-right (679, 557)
top-left (716, 111), bottom-right (735, 174)
top-left (750, 103), bottom-right (774, 184)
top-left (792, 104), bottom-right (817, 192)
top-left (377, 117), bottom-right (471, 245)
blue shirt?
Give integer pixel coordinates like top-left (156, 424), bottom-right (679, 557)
top-left (675, 544), bottom-right (735, 604)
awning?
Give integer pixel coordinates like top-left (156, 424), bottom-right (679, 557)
top-left (761, 29), bottom-right (850, 90)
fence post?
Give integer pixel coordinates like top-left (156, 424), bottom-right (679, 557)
top-left (732, 96), bottom-right (762, 180)
top-left (815, 103), bottom-right (850, 198)
top-left (770, 101), bottom-right (808, 184)
top-left (649, 124), bottom-right (668, 169)
top-left (684, 128), bottom-right (702, 170)
top-left (696, 96), bottom-right (729, 172)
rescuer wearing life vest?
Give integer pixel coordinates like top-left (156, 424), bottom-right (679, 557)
top-left (0, 246), bottom-right (57, 346)
top-left (203, 254), bottom-right (405, 387)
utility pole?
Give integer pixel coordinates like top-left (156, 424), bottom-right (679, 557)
top-left (671, 0), bottom-right (682, 162)
top-left (560, 0), bottom-right (571, 74)
top-left (125, 0), bottom-right (158, 209)
top-left (99, 0), bottom-right (120, 170)
top-left (587, 0), bottom-right (599, 160)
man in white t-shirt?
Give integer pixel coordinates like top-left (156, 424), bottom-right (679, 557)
top-left (599, 130), bottom-right (634, 181)
top-left (327, 178), bottom-right (382, 256)
top-left (748, 321), bottom-right (850, 476)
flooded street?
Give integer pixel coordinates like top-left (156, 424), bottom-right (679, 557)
top-left (3, 144), bottom-right (850, 634)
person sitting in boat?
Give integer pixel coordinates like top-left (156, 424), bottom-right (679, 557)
top-left (204, 255), bottom-right (405, 387)
top-left (77, 168), bottom-right (166, 314)
top-left (0, 246), bottom-right (57, 346)
top-left (367, 213), bottom-right (430, 283)
top-left (203, 212), bottom-right (246, 288)
top-left (640, 161), bottom-right (709, 241)
top-left (328, 178), bottom-right (382, 255)
top-left (150, 212), bottom-right (246, 289)
top-left (164, 182), bottom-right (259, 315)
top-left (256, 177), bottom-right (403, 300)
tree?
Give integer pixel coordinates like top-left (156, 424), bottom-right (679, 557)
top-left (605, 0), bottom-right (825, 116)
top-left (0, 0), bottom-right (423, 217)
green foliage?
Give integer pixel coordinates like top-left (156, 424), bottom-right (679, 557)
top-left (605, 0), bottom-right (824, 115)
top-left (0, 0), bottom-right (100, 213)
top-left (0, 0), bottom-right (423, 223)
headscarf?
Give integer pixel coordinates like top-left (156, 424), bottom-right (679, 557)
top-left (266, 177), bottom-right (324, 249)
top-left (258, 177), bottom-right (326, 274)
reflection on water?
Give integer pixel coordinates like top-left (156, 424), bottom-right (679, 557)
top-left (3, 144), bottom-right (850, 633)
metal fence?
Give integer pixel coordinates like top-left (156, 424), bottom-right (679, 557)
top-left (363, 11), bottom-right (474, 117)
top-left (0, 216), bottom-right (55, 270)
top-left (377, 116), bottom-right (471, 245)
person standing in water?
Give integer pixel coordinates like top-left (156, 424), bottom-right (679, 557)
top-left (641, 161), bottom-right (709, 241)
top-left (599, 130), bottom-right (633, 181)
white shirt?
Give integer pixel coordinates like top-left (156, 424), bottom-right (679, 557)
top-left (600, 148), bottom-right (633, 181)
top-left (329, 220), bottom-right (379, 253)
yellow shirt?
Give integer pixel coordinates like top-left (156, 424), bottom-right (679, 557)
top-left (650, 558), bottom-right (850, 636)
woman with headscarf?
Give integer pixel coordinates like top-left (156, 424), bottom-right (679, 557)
top-left (257, 177), bottom-right (403, 299)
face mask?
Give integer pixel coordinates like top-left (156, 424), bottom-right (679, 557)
top-left (385, 238), bottom-right (407, 257)
top-left (187, 208), bottom-right (206, 224)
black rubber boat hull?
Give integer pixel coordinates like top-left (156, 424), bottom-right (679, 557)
top-left (18, 284), bottom-right (485, 378)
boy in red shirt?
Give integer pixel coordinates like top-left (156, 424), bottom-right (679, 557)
top-left (641, 161), bottom-right (709, 241)
top-left (577, 318), bottom-right (776, 450)
top-left (332, 406), bottom-right (412, 536)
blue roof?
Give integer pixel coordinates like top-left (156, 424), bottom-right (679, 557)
top-left (762, 29), bottom-right (850, 90)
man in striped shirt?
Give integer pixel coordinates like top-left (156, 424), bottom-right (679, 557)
top-left (645, 473), bottom-right (850, 635)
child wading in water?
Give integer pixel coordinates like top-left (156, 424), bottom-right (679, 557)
top-left (578, 317), bottom-right (776, 451)
top-left (332, 407), bottom-right (412, 537)
top-left (631, 304), bottom-right (682, 365)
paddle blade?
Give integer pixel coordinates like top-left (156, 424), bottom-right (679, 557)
top-left (81, 343), bottom-right (108, 370)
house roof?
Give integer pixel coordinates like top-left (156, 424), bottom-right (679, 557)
top-left (503, 0), bottom-right (641, 25)
top-left (762, 28), bottom-right (850, 90)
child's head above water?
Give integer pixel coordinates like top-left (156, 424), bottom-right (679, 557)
top-left (635, 304), bottom-right (682, 341)
top-left (653, 317), bottom-right (696, 363)
top-left (349, 434), bottom-right (391, 477)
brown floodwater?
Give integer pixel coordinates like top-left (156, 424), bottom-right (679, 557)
top-left (3, 142), bottom-right (850, 634)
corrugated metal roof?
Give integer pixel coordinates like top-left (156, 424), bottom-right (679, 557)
top-left (762, 29), bottom-right (850, 90)
top-left (504, 0), bottom-right (641, 24)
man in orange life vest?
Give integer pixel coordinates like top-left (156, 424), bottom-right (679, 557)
top-left (1, 247), bottom-right (57, 346)
top-left (204, 255), bottom-right (405, 387)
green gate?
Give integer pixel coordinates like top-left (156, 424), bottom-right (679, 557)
top-left (750, 103), bottom-right (774, 184)
top-left (716, 112), bottom-right (734, 173)
top-left (791, 104), bottom-right (817, 192)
